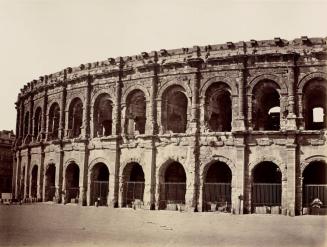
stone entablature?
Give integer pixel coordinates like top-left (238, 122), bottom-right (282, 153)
top-left (12, 37), bottom-right (327, 216)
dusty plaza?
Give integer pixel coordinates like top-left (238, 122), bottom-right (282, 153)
top-left (0, 203), bottom-right (327, 247)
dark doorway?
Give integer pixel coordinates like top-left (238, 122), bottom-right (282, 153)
top-left (90, 163), bottom-right (109, 206)
top-left (203, 161), bottom-right (232, 212)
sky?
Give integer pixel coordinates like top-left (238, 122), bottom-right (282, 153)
top-left (0, 0), bottom-right (326, 132)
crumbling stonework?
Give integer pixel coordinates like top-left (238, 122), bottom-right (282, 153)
top-left (12, 36), bottom-right (327, 215)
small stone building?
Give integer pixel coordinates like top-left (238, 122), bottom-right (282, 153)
top-left (12, 36), bottom-right (327, 215)
top-left (0, 130), bottom-right (15, 196)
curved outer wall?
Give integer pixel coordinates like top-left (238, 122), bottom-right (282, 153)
top-left (12, 36), bottom-right (327, 215)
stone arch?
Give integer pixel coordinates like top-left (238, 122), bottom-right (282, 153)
top-left (157, 159), bottom-right (187, 209)
top-left (47, 100), bottom-right (61, 116)
top-left (300, 155), bottom-right (327, 174)
top-left (202, 158), bottom-right (233, 212)
top-left (249, 156), bottom-right (286, 178)
top-left (202, 155), bottom-right (236, 178)
top-left (30, 164), bottom-right (39, 198)
top-left (157, 79), bottom-right (192, 100)
top-left (67, 97), bottom-right (83, 138)
top-left (33, 106), bottom-right (42, 139)
top-left (250, 78), bottom-right (282, 130)
top-left (247, 74), bottom-right (287, 95)
top-left (120, 161), bottom-right (145, 207)
top-left (65, 96), bottom-right (84, 112)
top-left (300, 155), bottom-right (327, 210)
top-left (300, 76), bottom-right (327, 130)
top-left (44, 163), bottom-right (56, 201)
top-left (64, 158), bottom-right (80, 170)
top-left (120, 157), bottom-right (145, 177)
top-left (88, 160), bottom-right (110, 206)
top-left (23, 111), bottom-right (29, 138)
top-left (158, 158), bottom-right (188, 183)
top-left (88, 157), bottom-right (112, 173)
top-left (200, 77), bottom-right (238, 97)
top-left (64, 159), bottom-right (80, 203)
top-left (91, 89), bottom-right (116, 108)
top-left (297, 72), bottom-right (327, 93)
top-left (123, 89), bottom-right (147, 135)
top-left (121, 84), bottom-right (151, 104)
top-left (203, 82), bottom-right (233, 132)
top-left (45, 158), bottom-right (56, 169)
top-left (160, 85), bottom-right (190, 133)
top-left (92, 93), bottom-right (114, 137)
top-left (47, 102), bottom-right (60, 140)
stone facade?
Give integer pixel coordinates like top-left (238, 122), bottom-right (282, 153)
top-left (13, 36), bottom-right (327, 215)
top-left (0, 130), bottom-right (15, 196)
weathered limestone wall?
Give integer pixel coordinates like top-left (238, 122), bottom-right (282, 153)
top-left (12, 36), bottom-right (327, 215)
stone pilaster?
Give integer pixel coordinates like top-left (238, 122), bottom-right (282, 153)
top-left (187, 47), bottom-right (202, 211)
top-left (286, 62), bottom-right (297, 130)
top-left (42, 89), bottom-right (48, 140)
top-left (82, 75), bottom-right (92, 138)
top-left (234, 140), bottom-right (245, 214)
top-left (57, 149), bottom-right (64, 203)
top-left (28, 96), bottom-right (34, 138)
top-left (247, 94), bottom-right (253, 130)
top-left (235, 66), bottom-right (246, 131)
top-left (150, 53), bottom-right (159, 209)
top-left (81, 146), bottom-right (89, 206)
top-left (114, 57), bottom-right (123, 207)
top-left (286, 137), bottom-right (297, 216)
top-left (59, 83), bottom-right (67, 139)
top-left (38, 148), bottom-right (45, 201)
top-left (25, 151), bottom-right (31, 199)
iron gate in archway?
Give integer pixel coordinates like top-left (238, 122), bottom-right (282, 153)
top-left (123, 181), bottom-right (145, 207)
top-left (92, 181), bottom-right (109, 206)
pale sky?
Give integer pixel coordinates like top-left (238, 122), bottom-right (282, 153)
top-left (0, 0), bottom-right (326, 132)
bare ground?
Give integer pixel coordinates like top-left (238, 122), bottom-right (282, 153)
top-left (0, 204), bottom-right (326, 247)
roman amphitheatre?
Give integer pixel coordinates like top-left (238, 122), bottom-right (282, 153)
top-left (12, 36), bottom-right (327, 216)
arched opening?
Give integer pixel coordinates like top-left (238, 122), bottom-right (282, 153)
top-left (252, 80), bottom-right (280, 131)
top-left (302, 161), bottom-right (327, 214)
top-left (303, 79), bottom-right (327, 130)
top-left (205, 83), bottom-right (232, 132)
top-left (33, 107), bottom-right (42, 141)
top-left (45, 164), bottom-right (56, 201)
top-left (125, 90), bottom-right (146, 136)
top-left (48, 103), bottom-right (60, 140)
top-left (251, 161), bottom-right (282, 213)
top-left (68, 98), bottom-right (83, 138)
top-left (268, 106), bottom-right (280, 130)
top-left (65, 162), bottom-right (80, 203)
top-left (23, 112), bottom-right (29, 138)
top-left (203, 161), bottom-right (232, 212)
top-left (159, 161), bottom-right (186, 209)
top-left (162, 86), bottom-right (188, 133)
top-left (93, 94), bottom-right (113, 137)
top-left (90, 163), bottom-right (109, 206)
top-left (30, 165), bottom-right (38, 199)
top-left (122, 162), bottom-right (145, 207)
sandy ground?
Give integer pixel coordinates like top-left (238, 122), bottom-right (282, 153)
top-left (0, 204), bottom-right (326, 247)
